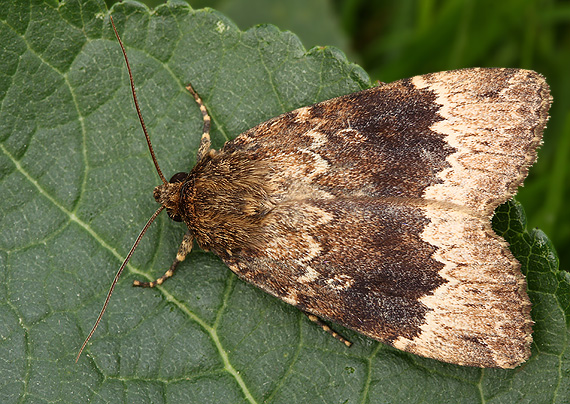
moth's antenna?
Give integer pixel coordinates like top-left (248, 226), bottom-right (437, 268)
top-left (76, 15), bottom-right (171, 362)
top-left (110, 15), bottom-right (168, 185)
top-left (76, 206), bottom-right (165, 362)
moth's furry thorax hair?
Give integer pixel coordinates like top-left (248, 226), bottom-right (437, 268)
top-left (155, 151), bottom-right (277, 256)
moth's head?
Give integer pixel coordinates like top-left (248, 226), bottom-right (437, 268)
top-left (153, 172), bottom-right (189, 222)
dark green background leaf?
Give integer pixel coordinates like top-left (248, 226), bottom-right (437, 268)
top-left (0, 0), bottom-right (567, 403)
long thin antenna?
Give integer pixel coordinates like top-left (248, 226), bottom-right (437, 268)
top-left (110, 15), bottom-right (168, 185)
top-left (76, 206), bottom-right (165, 362)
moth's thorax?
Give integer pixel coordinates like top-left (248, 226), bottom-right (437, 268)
top-left (169, 151), bottom-right (277, 254)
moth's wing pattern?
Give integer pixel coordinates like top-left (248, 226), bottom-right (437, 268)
top-left (219, 68), bottom-right (551, 368)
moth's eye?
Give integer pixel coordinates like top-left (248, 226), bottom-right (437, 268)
top-left (167, 209), bottom-right (183, 222)
top-left (169, 172), bottom-right (188, 184)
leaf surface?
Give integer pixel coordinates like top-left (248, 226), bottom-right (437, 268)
top-left (0, 1), bottom-right (566, 403)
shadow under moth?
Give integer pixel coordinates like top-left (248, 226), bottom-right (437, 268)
top-left (78, 15), bottom-right (552, 369)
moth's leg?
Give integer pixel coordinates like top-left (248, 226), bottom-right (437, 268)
top-left (302, 311), bottom-right (352, 347)
top-left (133, 233), bottom-right (194, 288)
top-left (186, 83), bottom-right (211, 161)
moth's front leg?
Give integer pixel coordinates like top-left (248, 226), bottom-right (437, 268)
top-left (133, 232), bottom-right (194, 288)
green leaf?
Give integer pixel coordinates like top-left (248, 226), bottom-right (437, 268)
top-left (0, 1), bottom-right (566, 403)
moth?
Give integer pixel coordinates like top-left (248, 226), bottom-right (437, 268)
top-left (78, 16), bottom-right (551, 369)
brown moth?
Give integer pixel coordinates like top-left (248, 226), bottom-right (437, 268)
top-left (78, 15), bottom-right (551, 368)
